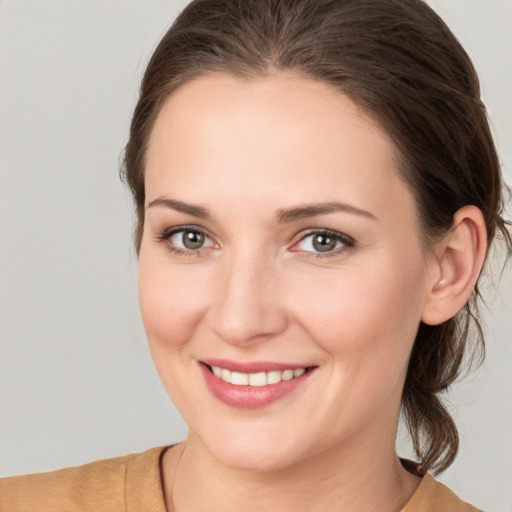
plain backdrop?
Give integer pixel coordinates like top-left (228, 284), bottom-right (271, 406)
top-left (1, 1), bottom-right (511, 510)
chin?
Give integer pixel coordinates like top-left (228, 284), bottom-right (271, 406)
top-left (197, 425), bottom-right (309, 472)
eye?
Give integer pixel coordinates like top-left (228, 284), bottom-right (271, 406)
top-left (171, 229), bottom-right (207, 250)
top-left (292, 230), bottom-right (354, 256)
top-left (156, 226), bottom-right (216, 255)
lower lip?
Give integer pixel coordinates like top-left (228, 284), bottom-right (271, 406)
top-left (200, 364), bottom-right (313, 409)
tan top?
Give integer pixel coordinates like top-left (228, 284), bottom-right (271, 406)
top-left (0, 446), bottom-right (482, 511)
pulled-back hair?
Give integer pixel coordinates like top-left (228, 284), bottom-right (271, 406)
top-left (122, 0), bottom-right (511, 473)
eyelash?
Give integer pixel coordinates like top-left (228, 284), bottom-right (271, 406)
top-left (292, 229), bottom-right (356, 259)
top-left (154, 226), bottom-right (356, 259)
top-left (154, 225), bottom-right (214, 258)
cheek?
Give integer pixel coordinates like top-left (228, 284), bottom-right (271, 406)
top-left (287, 255), bottom-right (426, 379)
top-left (137, 251), bottom-right (211, 354)
top-left (137, 250), bottom-right (216, 413)
top-left (294, 263), bottom-right (425, 436)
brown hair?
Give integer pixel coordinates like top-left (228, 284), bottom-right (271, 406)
top-left (122, 0), bottom-right (511, 473)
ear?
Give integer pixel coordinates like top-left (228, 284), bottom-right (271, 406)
top-left (421, 205), bottom-right (488, 326)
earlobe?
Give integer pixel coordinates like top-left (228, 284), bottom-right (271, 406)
top-left (421, 206), bottom-right (488, 326)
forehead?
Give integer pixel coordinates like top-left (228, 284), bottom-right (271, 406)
top-left (144, 72), bottom-right (413, 219)
top-left (147, 71), bottom-right (393, 165)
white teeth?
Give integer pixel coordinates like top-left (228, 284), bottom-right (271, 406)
top-left (281, 369), bottom-right (294, 381)
top-left (248, 372), bottom-right (267, 386)
top-left (210, 366), bottom-right (307, 386)
top-left (230, 371), bottom-right (249, 385)
top-left (267, 370), bottom-right (282, 385)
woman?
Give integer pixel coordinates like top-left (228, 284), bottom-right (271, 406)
top-left (1, 0), bottom-right (510, 510)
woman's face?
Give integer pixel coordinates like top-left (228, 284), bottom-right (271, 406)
top-left (139, 72), bottom-right (435, 471)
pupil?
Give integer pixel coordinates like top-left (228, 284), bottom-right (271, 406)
top-left (313, 234), bottom-right (336, 252)
top-left (183, 231), bottom-right (204, 249)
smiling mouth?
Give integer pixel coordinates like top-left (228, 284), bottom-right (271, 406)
top-left (206, 364), bottom-right (309, 386)
top-left (200, 360), bottom-right (317, 408)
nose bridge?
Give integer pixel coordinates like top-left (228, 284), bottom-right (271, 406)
top-left (209, 248), bottom-right (287, 346)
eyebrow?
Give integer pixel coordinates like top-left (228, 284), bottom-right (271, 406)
top-left (275, 202), bottom-right (377, 223)
top-left (147, 197), bottom-right (211, 218)
top-left (147, 197), bottom-right (376, 223)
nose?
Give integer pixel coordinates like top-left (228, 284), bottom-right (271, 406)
top-left (208, 253), bottom-right (288, 347)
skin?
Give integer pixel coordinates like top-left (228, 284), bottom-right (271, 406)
top-left (138, 72), bottom-right (486, 511)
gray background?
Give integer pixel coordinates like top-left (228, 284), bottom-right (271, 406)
top-left (0, 1), bottom-right (511, 510)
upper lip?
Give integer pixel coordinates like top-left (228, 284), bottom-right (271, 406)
top-left (201, 358), bottom-right (314, 374)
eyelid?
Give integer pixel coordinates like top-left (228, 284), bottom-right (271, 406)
top-left (154, 225), bottom-right (355, 258)
top-left (290, 228), bottom-right (356, 257)
top-left (155, 224), bottom-right (211, 241)
top-left (154, 225), bottom-right (217, 255)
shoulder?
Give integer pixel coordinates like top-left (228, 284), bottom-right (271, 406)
top-left (403, 473), bottom-right (483, 512)
top-left (0, 446), bottom-right (168, 512)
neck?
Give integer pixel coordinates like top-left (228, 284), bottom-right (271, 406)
top-left (163, 427), bottom-right (421, 512)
